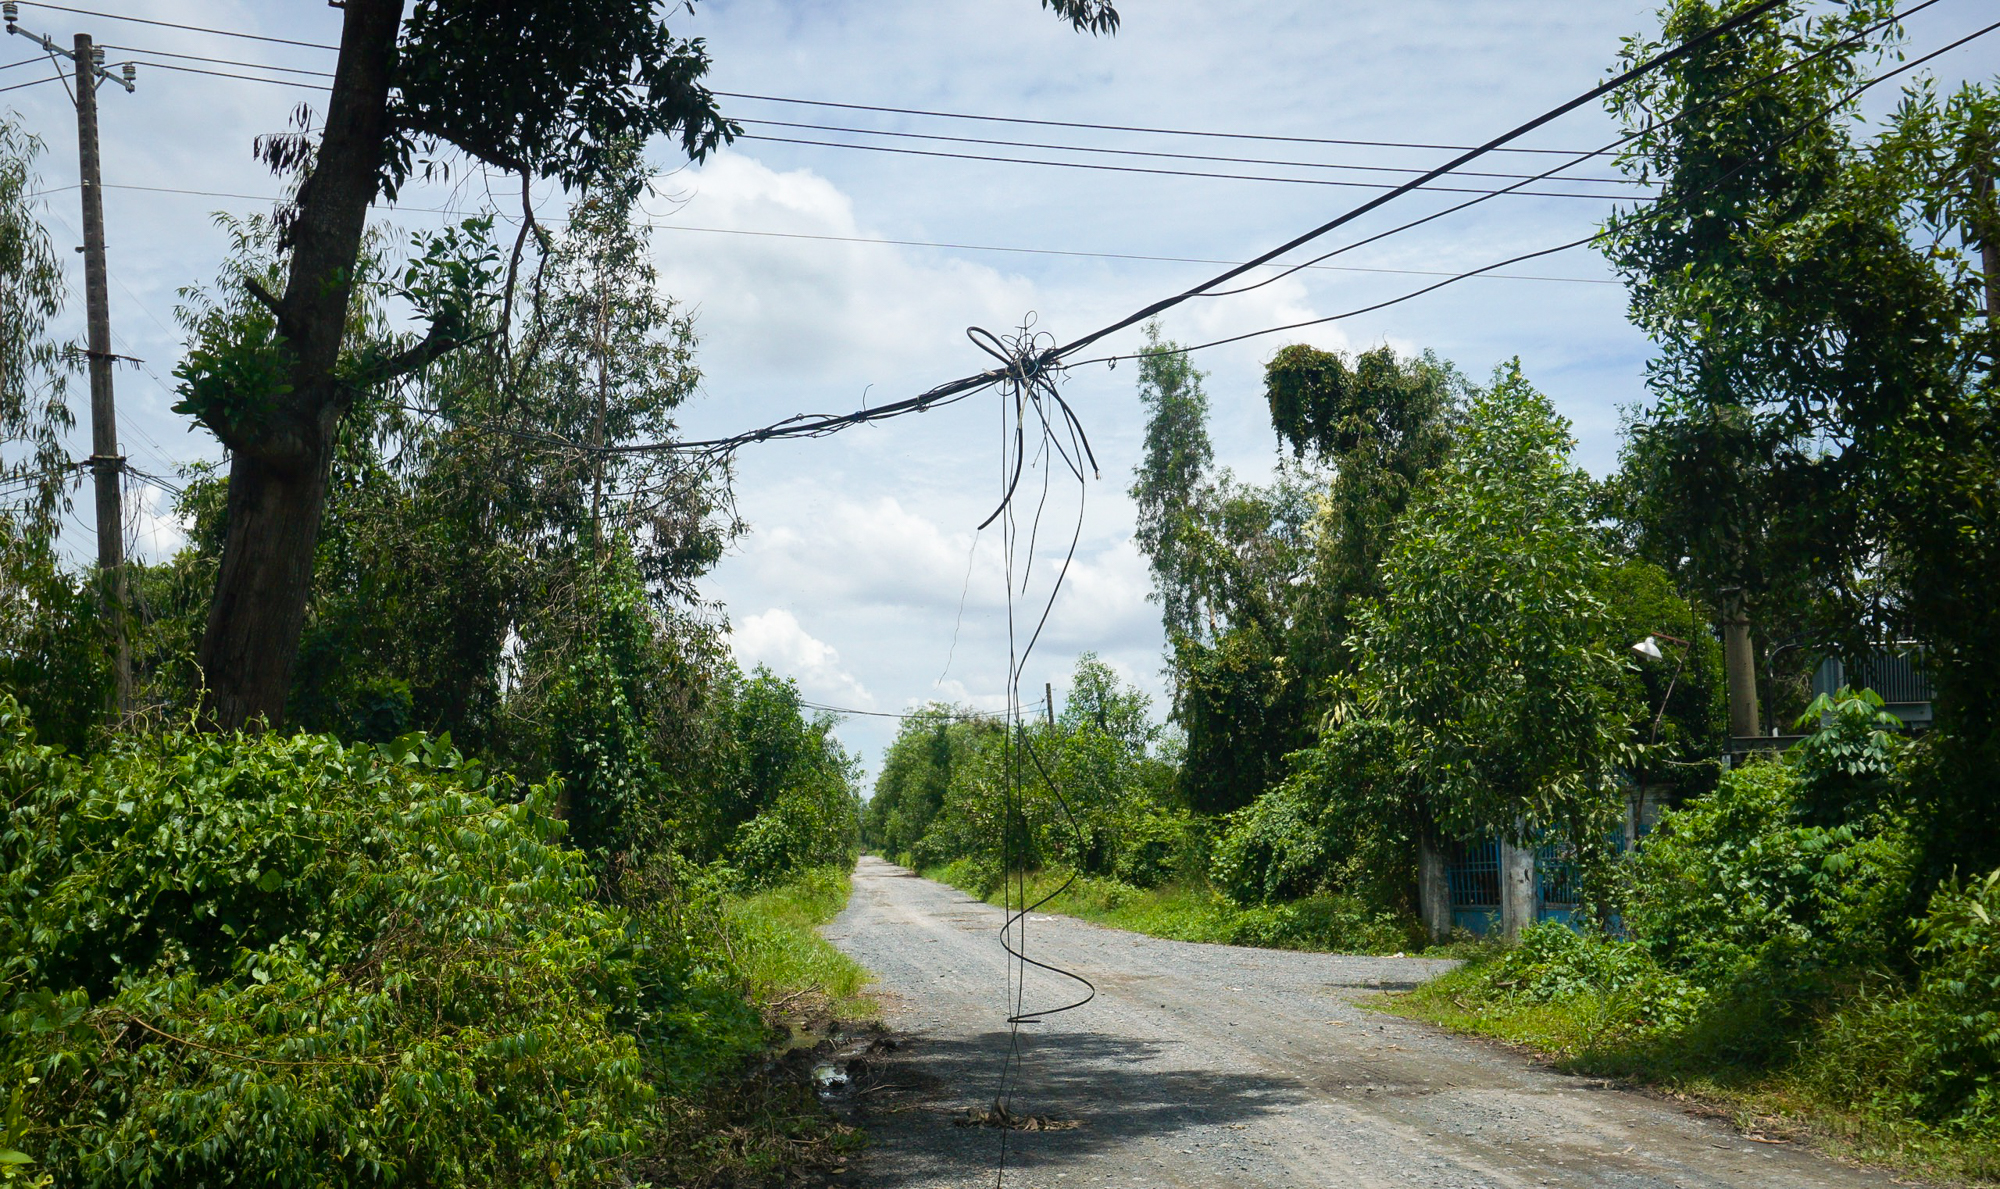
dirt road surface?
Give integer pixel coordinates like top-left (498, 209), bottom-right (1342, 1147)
top-left (822, 855), bottom-right (1902, 1189)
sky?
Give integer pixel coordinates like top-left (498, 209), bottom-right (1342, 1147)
top-left (5, 0), bottom-right (1997, 779)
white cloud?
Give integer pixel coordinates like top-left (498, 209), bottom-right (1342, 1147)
top-left (649, 154), bottom-right (1041, 394)
top-left (126, 484), bottom-right (187, 564)
top-left (731, 608), bottom-right (875, 709)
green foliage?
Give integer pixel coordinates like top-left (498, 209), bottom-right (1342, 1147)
top-left (936, 866), bottom-right (1416, 955)
top-left (0, 117), bottom-right (75, 542)
top-left (1394, 748), bottom-right (1996, 1181)
top-left (0, 522), bottom-right (110, 754)
top-left (1802, 868), bottom-right (2000, 1138)
top-left (721, 867), bottom-right (872, 1013)
top-left (870, 655), bottom-right (1176, 892)
top-left (0, 699), bottom-right (763, 1186)
top-left (1129, 322), bottom-right (1217, 644)
top-left (1210, 719), bottom-right (1410, 910)
top-left (1283, 346), bottom-right (1465, 700)
top-left (1604, 0), bottom-right (2000, 888)
top-left (863, 704), bottom-right (986, 860)
top-left (1629, 758), bottom-right (1915, 999)
top-left (171, 305), bottom-right (292, 433)
top-left (1792, 686), bottom-right (1908, 825)
top-left (1356, 365), bottom-right (1635, 855)
top-left (1174, 623), bottom-right (1304, 816)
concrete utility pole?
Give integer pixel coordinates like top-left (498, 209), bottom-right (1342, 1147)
top-left (74, 33), bottom-right (132, 715)
top-left (1721, 590), bottom-right (1760, 743)
top-left (6, 8), bottom-right (138, 716)
top-left (1044, 681), bottom-right (1055, 729)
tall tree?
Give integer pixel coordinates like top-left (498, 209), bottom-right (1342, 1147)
top-left (1266, 343), bottom-right (1464, 701)
top-left (0, 116), bottom-right (74, 542)
top-left (1130, 322), bottom-right (1217, 642)
top-left (1605, 0), bottom-right (2000, 881)
top-left (181, 0), bottom-right (1119, 731)
top-left (1355, 366), bottom-right (1634, 868)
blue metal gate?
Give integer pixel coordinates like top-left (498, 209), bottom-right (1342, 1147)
top-left (1446, 838), bottom-right (1500, 935)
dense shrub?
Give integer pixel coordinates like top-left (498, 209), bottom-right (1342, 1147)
top-left (0, 700), bottom-right (760, 1187)
top-left (1802, 867), bottom-right (2000, 1134)
top-left (1630, 743), bottom-right (1915, 992)
top-left (1210, 720), bottom-right (1410, 910)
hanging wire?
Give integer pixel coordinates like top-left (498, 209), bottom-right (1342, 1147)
top-left (968, 317), bottom-right (1100, 1188)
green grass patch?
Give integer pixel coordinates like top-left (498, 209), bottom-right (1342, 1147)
top-left (1380, 927), bottom-right (2000, 1187)
top-left (723, 865), bottom-right (874, 1017)
top-left (923, 862), bottom-right (1421, 955)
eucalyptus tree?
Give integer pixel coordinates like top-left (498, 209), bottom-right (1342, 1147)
top-left (0, 116), bottom-right (73, 541)
top-left (178, 0), bottom-right (1121, 731)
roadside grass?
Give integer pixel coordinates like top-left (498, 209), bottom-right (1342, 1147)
top-left (652, 866), bottom-right (873, 1186)
top-left (723, 865), bottom-right (875, 1017)
top-left (1381, 955), bottom-right (2000, 1187)
top-left (922, 859), bottom-right (1422, 955)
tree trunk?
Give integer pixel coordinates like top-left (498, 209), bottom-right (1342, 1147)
top-left (198, 444), bottom-right (337, 729)
top-left (196, 0), bottom-right (402, 730)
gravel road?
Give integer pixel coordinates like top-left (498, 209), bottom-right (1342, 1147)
top-left (822, 855), bottom-right (1904, 1189)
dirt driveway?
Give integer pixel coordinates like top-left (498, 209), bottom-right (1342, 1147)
top-left (822, 855), bottom-right (1905, 1189)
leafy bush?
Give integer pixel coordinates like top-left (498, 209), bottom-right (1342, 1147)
top-left (1112, 808), bottom-right (1206, 889)
top-left (1628, 757), bottom-right (1915, 994)
top-left (1802, 867), bottom-right (2000, 1134)
top-left (1210, 720), bottom-right (1409, 910)
top-left (0, 700), bottom-right (761, 1187)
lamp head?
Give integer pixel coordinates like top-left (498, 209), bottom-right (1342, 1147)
top-left (1631, 637), bottom-right (1665, 661)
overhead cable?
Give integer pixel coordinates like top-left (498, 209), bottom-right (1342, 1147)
top-left (50, 179), bottom-right (1619, 285)
top-left (1082, 8), bottom-right (2000, 366)
top-left (1047, 0), bottom-right (1778, 360)
top-left (1188, 0), bottom-right (1943, 302)
top-left (555, 0), bottom-right (1801, 459)
top-left (99, 43), bottom-right (333, 77)
top-left (715, 89), bottom-right (1614, 158)
top-left (736, 132), bottom-right (1642, 200)
top-left (12, 2), bottom-right (337, 50)
top-left (734, 116), bottom-right (1653, 186)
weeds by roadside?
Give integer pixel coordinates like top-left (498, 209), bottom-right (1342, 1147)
top-left (923, 860), bottom-right (1422, 955)
top-left (725, 866), bottom-right (876, 1019)
top-left (648, 864), bottom-right (878, 1187)
top-left (1380, 920), bottom-right (2000, 1188)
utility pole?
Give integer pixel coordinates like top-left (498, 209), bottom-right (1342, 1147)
top-left (5, 8), bottom-right (137, 716)
top-left (1044, 681), bottom-right (1055, 730)
top-left (1721, 589), bottom-right (1761, 744)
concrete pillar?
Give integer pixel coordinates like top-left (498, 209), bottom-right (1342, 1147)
top-left (1417, 831), bottom-right (1451, 943)
top-left (1723, 599), bottom-right (1761, 742)
top-left (1500, 840), bottom-right (1537, 941)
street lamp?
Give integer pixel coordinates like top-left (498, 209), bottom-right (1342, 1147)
top-left (1630, 633), bottom-right (1692, 746)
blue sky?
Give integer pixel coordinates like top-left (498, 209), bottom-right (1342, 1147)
top-left (6, 0), bottom-right (1997, 777)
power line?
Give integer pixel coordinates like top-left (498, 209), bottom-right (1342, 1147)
top-left (99, 43), bottom-right (333, 77)
top-left (715, 89), bottom-right (1614, 159)
top-left (1046, 0), bottom-right (1785, 361)
top-left (736, 131), bottom-right (1639, 199)
top-left (735, 116), bottom-right (1653, 186)
top-left (117, 58), bottom-right (327, 90)
top-left (0, 71), bottom-right (59, 93)
top-left (1083, 10), bottom-right (2000, 367)
top-left (1187, 0), bottom-right (1947, 303)
top-left (12, 3), bottom-right (337, 51)
top-left (53, 180), bottom-right (1619, 285)
top-left (799, 699), bottom-right (1041, 721)
top-left (34, 47), bottom-right (1645, 201)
